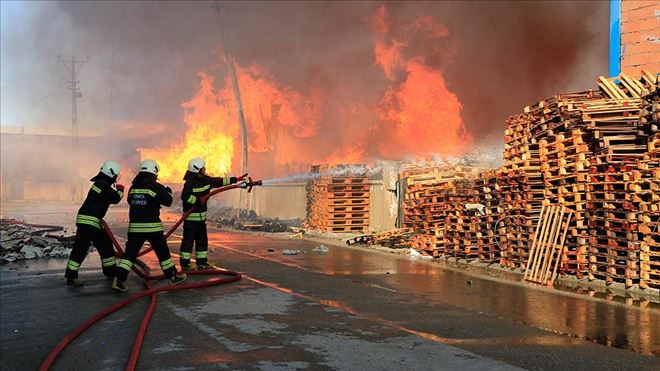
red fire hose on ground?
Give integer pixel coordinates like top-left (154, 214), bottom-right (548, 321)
top-left (39, 177), bottom-right (262, 371)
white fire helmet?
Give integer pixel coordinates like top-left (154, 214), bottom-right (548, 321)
top-left (100, 161), bottom-right (121, 178)
top-left (187, 157), bottom-right (206, 173)
top-left (140, 159), bottom-right (160, 175)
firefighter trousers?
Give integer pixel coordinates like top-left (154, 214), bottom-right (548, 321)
top-left (65, 224), bottom-right (117, 279)
top-left (116, 232), bottom-right (177, 282)
top-left (179, 220), bottom-right (209, 264)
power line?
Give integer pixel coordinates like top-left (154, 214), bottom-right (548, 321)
top-left (58, 55), bottom-right (88, 150)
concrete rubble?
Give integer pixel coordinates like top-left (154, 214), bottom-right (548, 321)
top-left (210, 207), bottom-right (301, 233)
top-left (0, 219), bottom-right (74, 263)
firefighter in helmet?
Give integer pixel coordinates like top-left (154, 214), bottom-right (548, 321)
top-left (65, 161), bottom-right (124, 286)
top-left (179, 157), bottom-right (239, 269)
top-left (112, 159), bottom-right (186, 292)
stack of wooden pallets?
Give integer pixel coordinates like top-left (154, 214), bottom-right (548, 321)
top-left (586, 158), bottom-right (640, 287)
top-left (305, 166), bottom-right (370, 233)
top-left (501, 169), bottom-right (545, 268)
top-left (539, 128), bottom-right (591, 278)
top-left (580, 74), bottom-right (656, 286)
top-left (388, 70), bottom-right (660, 293)
top-left (400, 165), bottom-right (484, 257)
top-left (581, 98), bottom-right (647, 162)
top-left (442, 180), bottom-right (488, 261)
top-left (637, 158), bottom-right (660, 289)
top-left (402, 170), bottom-right (456, 257)
top-left (405, 180), bottom-right (464, 257)
top-left (501, 108), bottom-right (548, 268)
top-left (638, 79), bottom-right (660, 289)
top-left (477, 170), bottom-right (507, 264)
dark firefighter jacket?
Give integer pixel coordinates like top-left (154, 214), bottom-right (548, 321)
top-left (76, 174), bottom-right (124, 229)
top-left (181, 175), bottom-right (236, 221)
top-left (127, 179), bottom-right (173, 233)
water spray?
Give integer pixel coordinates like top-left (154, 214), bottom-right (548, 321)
top-left (261, 164), bottom-right (384, 185)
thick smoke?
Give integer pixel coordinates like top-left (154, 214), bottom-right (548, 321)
top-left (1, 1), bottom-right (608, 171)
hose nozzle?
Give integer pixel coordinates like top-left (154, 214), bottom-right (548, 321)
top-left (240, 177), bottom-right (263, 192)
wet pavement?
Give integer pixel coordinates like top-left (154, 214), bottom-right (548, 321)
top-left (1, 252), bottom-right (520, 370)
top-left (1, 202), bottom-right (659, 369)
top-left (204, 231), bottom-right (660, 356)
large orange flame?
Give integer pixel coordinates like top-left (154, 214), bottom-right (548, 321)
top-left (140, 72), bottom-right (236, 182)
top-left (142, 66), bottom-right (322, 182)
top-left (372, 6), bottom-right (472, 158)
top-left (142, 5), bottom-right (471, 182)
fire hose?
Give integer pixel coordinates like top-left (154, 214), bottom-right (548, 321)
top-left (39, 177), bottom-right (263, 371)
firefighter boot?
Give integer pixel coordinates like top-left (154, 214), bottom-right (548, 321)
top-left (169, 272), bottom-right (187, 286)
top-left (180, 259), bottom-right (195, 271)
top-left (196, 260), bottom-right (216, 270)
top-left (111, 277), bottom-right (129, 293)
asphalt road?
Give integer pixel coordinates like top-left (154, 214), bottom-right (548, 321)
top-left (1, 224), bottom-right (659, 370)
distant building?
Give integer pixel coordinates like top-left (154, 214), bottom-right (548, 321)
top-left (612, 0), bottom-right (660, 75)
top-left (0, 126), bottom-right (107, 201)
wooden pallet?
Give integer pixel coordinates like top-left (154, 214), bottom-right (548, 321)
top-left (305, 168), bottom-right (370, 233)
top-left (524, 205), bottom-right (573, 286)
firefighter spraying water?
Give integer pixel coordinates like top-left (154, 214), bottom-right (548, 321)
top-left (64, 161), bottom-right (125, 286)
top-left (179, 157), bottom-right (245, 270)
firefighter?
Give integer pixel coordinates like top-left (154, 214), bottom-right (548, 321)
top-left (112, 159), bottom-right (186, 292)
top-left (65, 161), bottom-right (124, 286)
top-left (179, 157), bottom-right (239, 269)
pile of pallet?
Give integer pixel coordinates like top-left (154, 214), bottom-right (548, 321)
top-left (403, 176), bottom-right (457, 257)
top-left (305, 165), bottom-right (370, 233)
top-left (401, 165), bottom-right (483, 257)
top-left (443, 180), bottom-right (493, 261)
top-left (477, 170), bottom-right (507, 263)
top-left (579, 76), bottom-right (654, 287)
top-left (393, 70), bottom-right (659, 292)
top-left (540, 128), bottom-right (590, 277)
top-left (500, 107), bottom-right (549, 268)
top-left (586, 158), bottom-right (640, 287)
top-left (638, 80), bottom-right (660, 289)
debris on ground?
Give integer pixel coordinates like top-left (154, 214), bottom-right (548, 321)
top-left (0, 219), bottom-right (74, 262)
top-left (209, 207), bottom-right (302, 233)
top-left (287, 232), bottom-right (305, 239)
top-left (313, 245), bottom-right (329, 253)
top-left (346, 228), bottom-right (414, 249)
top-left (283, 249), bottom-right (300, 255)
top-left (409, 248), bottom-right (432, 260)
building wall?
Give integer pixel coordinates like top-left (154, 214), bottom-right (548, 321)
top-left (0, 131), bottom-right (109, 201)
top-left (216, 183), bottom-right (307, 220)
top-left (369, 165), bottom-right (399, 232)
top-left (620, 0), bottom-right (660, 74)
top-left (22, 182), bottom-right (84, 202)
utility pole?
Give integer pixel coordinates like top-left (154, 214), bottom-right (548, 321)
top-left (58, 55), bottom-right (88, 150)
top-left (213, 1), bottom-right (250, 216)
top-left (108, 47), bottom-right (115, 137)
